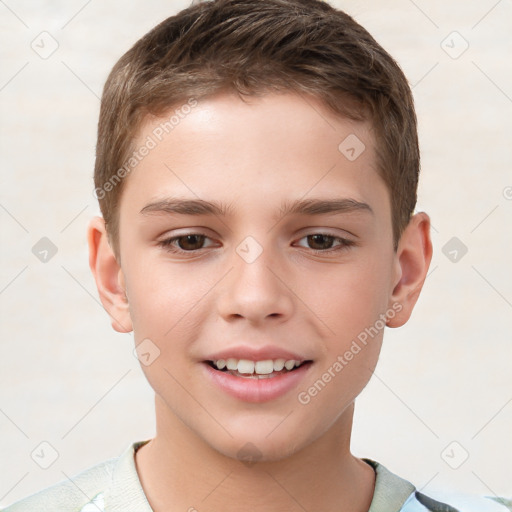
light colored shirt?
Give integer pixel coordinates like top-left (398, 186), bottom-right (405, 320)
top-left (2, 440), bottom-right (510, 512)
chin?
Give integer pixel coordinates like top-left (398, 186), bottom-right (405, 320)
top-left (206, 428), bottom-right (310, 466)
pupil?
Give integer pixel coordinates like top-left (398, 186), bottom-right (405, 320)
top-left (308, 234), bottom-right (333, 250)
top-left (179, 235), bottom-right (204, 250)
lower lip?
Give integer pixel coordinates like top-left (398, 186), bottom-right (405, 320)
top-left (202, 362), bottom-right (313, 403)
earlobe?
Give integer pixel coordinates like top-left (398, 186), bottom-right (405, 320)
top-left (87, 216), bottom-right (133, 333)
top-left (387, 212), bottom-right (433, 328)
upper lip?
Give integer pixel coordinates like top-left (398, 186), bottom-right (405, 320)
top-left (204, 346), bottom-right (311, 363)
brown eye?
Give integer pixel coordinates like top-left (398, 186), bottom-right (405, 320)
top-left (295, 233), bottom-right (355, 254)
top-left (159, 233), bottom-right (214, 253)
top-left (176, 234), bottom-right (206, 251)
top-left (306, 234), bottom-right (337, 250)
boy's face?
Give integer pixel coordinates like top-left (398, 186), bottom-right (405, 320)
top-left (98, 92), bottom-right (426, 461)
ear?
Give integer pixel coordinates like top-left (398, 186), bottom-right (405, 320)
top-left (87, 216), bottom-right (133, 333)
top-left (387, 212), bottom-right (433, 328)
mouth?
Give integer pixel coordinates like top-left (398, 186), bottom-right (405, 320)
top-left (202, 357), bottom-right (313, 402)
top-left (201, 350), bottom-right (314, 402)
top-left (205, 358), bottom-right (313, 379)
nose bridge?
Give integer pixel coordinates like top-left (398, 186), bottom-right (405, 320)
top-left (217, 234), bottom-right (293, 322)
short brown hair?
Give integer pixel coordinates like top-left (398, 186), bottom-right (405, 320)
top-left (94, 0), bottom-right (419, 255)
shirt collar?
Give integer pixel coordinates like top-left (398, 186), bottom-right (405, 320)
top-left (363, 458), bottom-right (417, 512)
top-left (104, 443), bottom-right (416, 512)
top-left (104, 440), bottom-right (153, 512)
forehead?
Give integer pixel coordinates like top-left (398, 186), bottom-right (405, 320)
top-left (120, 92), bottom-right (388, 223)
top-left (137, 91), bottom-right (374, 161)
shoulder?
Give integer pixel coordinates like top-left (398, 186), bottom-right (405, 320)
top-left (1, 457), bottom-right (116, 512)
top-left (404, 490), bottom-right (512, 512)
top-left (363, 458), bottom-right (511, 512)
top-left (1, 440), bottom-right (152, 512)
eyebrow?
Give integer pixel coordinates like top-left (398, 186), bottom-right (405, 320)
top-left (280, 198), bottom-right (373, 216)
top-left (140, 197), bottom-right (373, 218)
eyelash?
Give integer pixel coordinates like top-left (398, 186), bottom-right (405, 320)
top-left (158, 232), bottom-right (356, 255)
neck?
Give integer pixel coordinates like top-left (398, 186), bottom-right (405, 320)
top-left (135, 396), bottom-right (375, 512)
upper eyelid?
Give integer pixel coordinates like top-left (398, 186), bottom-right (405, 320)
top-left (159, 231), bottom-right (354, 248)
top-left (160, 233), bottom-right (217, 247)
top-left (159, 230), bottom-right (353, 240)
top-left (159, 225), bottom-right (357, 238)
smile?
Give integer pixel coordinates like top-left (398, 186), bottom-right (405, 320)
top-left (203, 359), bottom-right (313, 402)
top-left (208, 358), bottom-right (307, 378)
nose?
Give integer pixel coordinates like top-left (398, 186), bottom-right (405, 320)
top-left (216, 239), bottom-right (294, 325)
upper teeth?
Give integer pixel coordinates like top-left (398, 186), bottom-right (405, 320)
top-left (214, 358), bottom-right (301, 374)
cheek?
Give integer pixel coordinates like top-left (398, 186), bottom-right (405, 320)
top-left (296, 262), bottom-right (389, 417)
top-left (123, 257), bottom-right (205, 406)
top-left (309, 256), bottom-right (392, 408)
top-left (296, 337), bottom-right (382, 436)
top-left (306, 257), bottom-right (393, 341)
top-left (123, 251), bottom-right (205, 336)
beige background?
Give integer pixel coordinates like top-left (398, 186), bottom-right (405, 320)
top-left (1, 0), bottom-right (511, 507)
